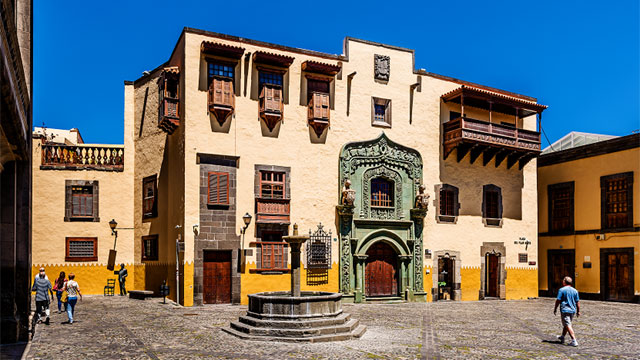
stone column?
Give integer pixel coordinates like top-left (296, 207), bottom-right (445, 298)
top-left (399, 255), bottom-right (413, 300)
top-left (353, 254), bottom-right (368, 303)
top-left (283, 224), bottom-right (308, 297)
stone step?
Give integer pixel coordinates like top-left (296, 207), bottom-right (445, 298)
top-left (365, 296), bottom-right (405, 304)
top-left (222, 323), bottom-right (367, 343)
top-left (238, 313), bottom-right (351, 329)
top-left (230, 318), bottom-right (360, 337)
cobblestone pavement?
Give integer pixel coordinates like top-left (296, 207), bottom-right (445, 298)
top-left (25, 296), bottom-right (640, 359)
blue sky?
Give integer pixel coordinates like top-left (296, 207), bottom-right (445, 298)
top-left (35, 1), bottom-right (639, 145)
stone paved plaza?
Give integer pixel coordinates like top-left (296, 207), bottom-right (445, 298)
top-left (25, 296), bottom-right (640, 359)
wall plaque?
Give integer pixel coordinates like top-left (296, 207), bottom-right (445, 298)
top-left (374, 54), bottom-right (390, 81)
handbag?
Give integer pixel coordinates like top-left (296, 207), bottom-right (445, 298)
top-left (61, 290), bottom-right (68, 303)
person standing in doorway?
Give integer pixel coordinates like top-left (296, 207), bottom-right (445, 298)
top-left (52, 271), bottom-right (67, 313)
top-left (63, 273), bottom-right (82, 324)
top-left (118, 263), bottom-right (128, 296)
top-left (31, 267), bottom-right (54, 325)
top-left (554, 276), bottom-right (581, 347)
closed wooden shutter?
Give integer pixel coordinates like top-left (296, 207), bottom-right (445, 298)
top-left (311, 93), bottom-right (330, 120)
top-left (208, 172), bottom-right (229, 205)
top-left (222, 79), bottom-right (233, 107)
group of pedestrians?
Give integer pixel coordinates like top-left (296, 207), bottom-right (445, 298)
top-left (31, 267), bottom-right (82, 325)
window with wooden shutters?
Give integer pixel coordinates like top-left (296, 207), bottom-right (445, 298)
top-left (65, 237), bottom-right (98, 262)
top-left (207, 61), bottom-right (235, 125)
top-left (483, 184), bottom-right (502, 226)
top-left (371, 178), bottom-right (394, 208)
top-left (257, 231), bottom-right (287, 271)
top-left (601, 172), bottom-right (633, 229)
top-left (208, 172), bottom-right (229, 205)
top-left (142, 175), bottom-right (157, 219)
top-left (548, 182), bottom-right (574, 232)
top-left (142, 235), bottom-right (159, 261)
top-left (71, 186), bottom-right (93, 218)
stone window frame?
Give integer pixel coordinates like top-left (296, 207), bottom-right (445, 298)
top-left (600, 172), bottom-right (634, 230)
top-left (434, 184), bottom-right (460, 224)
top-left (65, 237), bottom-right (98, 262)
top-left (141, 234), bottom-right (159, 261)
top-left (64, 180), bottom-right (99, 222)
top-left (482, 184), bottom-right (502, 227)
top-left (479, 242), bottom-right (506, 300)
top-left (254, 164), bottom-right (291, 200)
top-left (548, 181), bottom-right (574, 234)
top-left (371, 97), bottom-right (391, 128)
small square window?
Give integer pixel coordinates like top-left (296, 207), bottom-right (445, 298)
top-left (259, 71), bottom-right (283, 89)
top-left (371, 97), bottom-right (391, 128)
top-left (518, 253), bottom-right (528, 263)
top-left (142, 235), bottom-right (159, 261)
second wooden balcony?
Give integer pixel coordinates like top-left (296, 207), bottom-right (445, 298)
top-left (255, 197), bottom-right (290, 224)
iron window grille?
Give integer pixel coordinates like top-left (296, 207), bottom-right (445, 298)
top-left (306, 223), bottom-right (332, 269)
top-left (519, 253), bottom-right (528, 263)
top-left (371, 177), bottom-right (394, 208)
top-left (142, 235), bottom-right (159, 261)
top-left (65, 237), bottom-right (98, 262)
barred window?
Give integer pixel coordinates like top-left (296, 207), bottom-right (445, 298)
top-left (371, 178), bottom-right (394, 208)
top-left (519, 253), bottom-right (528, 263)
top-left (65, 237), bottom-right (97, 262)
top-left (549, 182), bottom-right (574, 232)
top-left (142, 175), bottom-right (157, 218)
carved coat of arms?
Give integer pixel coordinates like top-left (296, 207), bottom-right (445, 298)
top-left (374, 54), bottom-right (390, 81)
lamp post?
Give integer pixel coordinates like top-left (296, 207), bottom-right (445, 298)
top-left (107, 219), bottom-right (134, 270)
top-left (240, 213), bottom-right (252, 273)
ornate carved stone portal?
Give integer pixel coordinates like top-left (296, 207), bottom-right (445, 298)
top-left (374, 54), bottom-right (390, 81)
top-left (337, 133), bottom-right (426, 303)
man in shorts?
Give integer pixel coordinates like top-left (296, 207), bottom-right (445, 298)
top-left (31, 267), bottom-right (54, 325)
top-left (554, 276), bottom-right (580, 346)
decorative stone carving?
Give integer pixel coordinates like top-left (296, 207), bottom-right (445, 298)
top-left (341, 179), bottom-right (356, 206)
top-left (374, 54), bottom-right (390, 81)
top-left (340, 133), bottom-right (422, 182)
top-left (340, 234), bottom-right (351, 293)
top-left (414, 184), bottom-right (430, 210)
top-left (362, 166), bottom-right (403, 219)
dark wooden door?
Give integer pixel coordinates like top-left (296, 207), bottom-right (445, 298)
top-left (606, 251), bottom-right (632, 301)
top-left (365, 242), bottom-right (398, 297)
top-left (438, 257), bottom-right (455, 300)
top-left (548, 249), bottom-right (575, 297)
top-left (487, 254), bottom-right (500, 297)
top-left (203, 251), bottom-right (231, 304)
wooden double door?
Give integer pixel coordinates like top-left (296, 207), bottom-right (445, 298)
top-left (548, 249), bottom-right (575, 297)
top-left (603, 248), bottom-right (634, 301)
top-left (365, 242), bottom-right (398, 297)
top-left (203, 251), bottom-right (231, 304)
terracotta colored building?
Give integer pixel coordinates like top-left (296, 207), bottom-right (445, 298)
top-left (31, 28), bottom-right (548, 306)
top-left (538, 133), bottom-right (639, 303)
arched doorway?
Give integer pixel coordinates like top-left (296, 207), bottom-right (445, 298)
top-left (365, 242), bottom-right (398, 297)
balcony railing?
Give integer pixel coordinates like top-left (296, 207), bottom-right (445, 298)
top-left (41, 144), bottom-right (124, 171)
top-left (443, 117), bottom-right (541, 169)
top-left (255, 197), bottom-right (290, 224)
top-left (444, 117), bottom-right (541, 151)
top-left (158, 97), bottom-right (180, 134)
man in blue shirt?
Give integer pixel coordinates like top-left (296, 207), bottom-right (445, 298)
top-left (554, 276), bottom-right (581, 347)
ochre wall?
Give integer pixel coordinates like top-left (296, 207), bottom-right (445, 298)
top-left (460, 266), bottom-right (481, 301)
top-left (126, 33), bottom-right (542, 305)
top-left (538, 147), bottom-right (639, 297)
top-left (32, 264), bottom-right (140, 295)
top-left (240, 262), bottom-right (339, 305)
top-left (505, 267), bottom-right (538, 300)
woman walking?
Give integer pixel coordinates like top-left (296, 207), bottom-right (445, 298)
top-left (52, 271), bottom-right (67, 313)
top-left (63, 273), bottom-right (82, 324)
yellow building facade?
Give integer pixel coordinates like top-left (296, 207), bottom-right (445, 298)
top-left (33, 28), bottom-right (547, 306)
top-left (538, 134), bottom-right (639, 303)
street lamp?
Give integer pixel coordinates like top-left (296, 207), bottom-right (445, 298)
top-left (109, 219), bottom-right (118, 235)
top-left (240, 213), bottom-right (252, 273)
top-left (108, 219), bottom-right (118, 270)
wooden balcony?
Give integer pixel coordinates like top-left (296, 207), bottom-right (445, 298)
top-left (255, 197), bottom-right (290, 224)
top-left (41, 144), bottom-right (124, 171)
top-left (208, 78), bottom-right (235, 126)
top-left (443, 117), bottom-right (541, 169)
top-left (259, 85), bottom-right (283, 131)
top-left (159, 97), bottom-right (179, 134)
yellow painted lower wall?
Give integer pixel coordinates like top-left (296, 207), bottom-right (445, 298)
top-left (32, 263), bottom-right (142, 295)
top-left (460, 266), bottom-right (481, 301)
top-left (505, 267), bottom-right (538, 300)
top-left (183, 262), bottom-right (194, 307)
top-left (240, 262), bottom-right (339, 305)
top-left (424, 266), bottom-right (433, 302)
